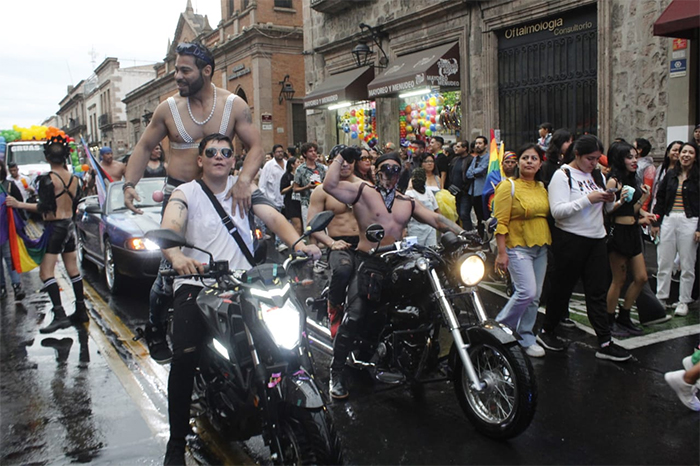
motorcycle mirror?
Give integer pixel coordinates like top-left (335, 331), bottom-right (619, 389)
top-left (365, 223), bottom-right (385, 244)
top-left (145, 228), bottom-right (191, 250)
top-left (305, 210), bottom-right (335, 235)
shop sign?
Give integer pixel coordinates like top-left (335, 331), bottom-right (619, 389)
top-left (426, 58), bottom-right (459, 87)
top-left (262, 123), bottom-right (273, 131)
top-left (498, 6), bottom-right (597, 49)
top-left (304, 93), bottom-right (340, 109)
top-left (670, 59), bottom-right (687, 78)
top-left (261, 113), bottom-right (273, 123)
top-left (673, 39), bottom-right (687, 51)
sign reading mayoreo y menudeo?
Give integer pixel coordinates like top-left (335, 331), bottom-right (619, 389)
top-left (498, 5), bottom-right (597, 48)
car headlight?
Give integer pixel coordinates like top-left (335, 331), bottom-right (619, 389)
top-left (127, 237), bottom-right (161, 251)
top-left (260, 299), bottom-right (301, 350)
top-left (459, 254), bottom-right (485, 287)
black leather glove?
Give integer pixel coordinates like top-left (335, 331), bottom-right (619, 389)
top-left (340, 147), bottom-right (362, 163)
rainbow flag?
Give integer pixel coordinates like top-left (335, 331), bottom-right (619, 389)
top-left (81, 136), bottom-right (112, 205)
top-left (0, 184), bottom-right (53, 273)
top-left (487, 129), bottom-right (505, 178)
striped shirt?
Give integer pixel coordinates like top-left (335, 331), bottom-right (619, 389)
top-left (671, 183), bottom-right (684, 212)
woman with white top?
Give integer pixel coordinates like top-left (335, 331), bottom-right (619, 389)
top-left (652, 141), bottom-right (700, 317)
top-left (537, 135), bottom-right (631, 362)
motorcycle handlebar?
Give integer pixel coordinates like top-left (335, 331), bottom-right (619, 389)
top-left (370, 243), bottom-right (398, 255)
top-left (159, 264), bottom-right (211, 278)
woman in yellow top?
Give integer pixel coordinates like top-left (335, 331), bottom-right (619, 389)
top-left (493, 143), bottom-right (552, 358)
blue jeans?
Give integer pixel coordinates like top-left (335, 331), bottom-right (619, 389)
top-left (0, 241), bottom-right (20, 288)
top-left (496, 245), bottom-right (548, 347)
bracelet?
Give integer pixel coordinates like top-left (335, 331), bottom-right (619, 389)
top-left (330, 240), bottom-right (336, 248)
top-left (334, 157), bottom-right (343, 164)
top-left (122, 182), bottom-right (136, 192)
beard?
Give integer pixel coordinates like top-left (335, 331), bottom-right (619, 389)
top-left (178, 72), bottom-right (205, 97)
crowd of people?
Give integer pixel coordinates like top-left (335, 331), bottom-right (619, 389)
top-left (3, 40), bottom-right (698, 464)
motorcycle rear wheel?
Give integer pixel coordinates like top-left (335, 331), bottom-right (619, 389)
top-left (276, 406), bottom-right (343, 465)
top-left (453, 337), bottom-right (536, 439)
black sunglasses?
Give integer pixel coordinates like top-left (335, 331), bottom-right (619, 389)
top-left (204, 147), bottom-right (234, 159)
top-left (378, 164), bottom-right (401, 176)
top-left (176, 42), bottom-right (214, 67)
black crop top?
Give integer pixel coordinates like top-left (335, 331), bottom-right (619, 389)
top-left (611, 182), bottom-right (642, 218)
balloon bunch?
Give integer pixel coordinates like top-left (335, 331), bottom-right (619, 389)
top-left (0, 125), bottom-right (67, 143)
top-left (399, 93), bottom-right (445, 145)
top-left (338, 102), bottom-right (378, 145)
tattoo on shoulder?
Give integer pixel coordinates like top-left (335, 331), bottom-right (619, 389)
top-left (242, 106), bottom-right (252, 124)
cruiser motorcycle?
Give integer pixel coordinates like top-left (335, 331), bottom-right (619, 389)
top-left (146, 211), bottom-right (343, 464)
top-left (306, 225), bottom-right (537, 439)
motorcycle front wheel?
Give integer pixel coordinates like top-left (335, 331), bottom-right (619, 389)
top-left (276, 406), bottom-right (343, 465)
top-left (453, 336), bottom-right (537, 439)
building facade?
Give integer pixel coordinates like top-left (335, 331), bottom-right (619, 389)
top-left (124, 0), bottom-right (306, 156)
top-left (303, 0), bottom-right (698, 157)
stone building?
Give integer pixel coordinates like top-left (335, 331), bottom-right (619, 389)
top-left (57, 58), bottom-right (156, 155)
top-left (124, 0), bottom-right (306, 155)
top-left (303, 0), bottom-right (698, 157)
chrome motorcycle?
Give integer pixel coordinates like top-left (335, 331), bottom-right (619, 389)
top-left (306, 225), bottom-right (537, 439)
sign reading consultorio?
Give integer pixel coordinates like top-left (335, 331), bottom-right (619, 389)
top-left (499, 6), bottom-right (597, 46)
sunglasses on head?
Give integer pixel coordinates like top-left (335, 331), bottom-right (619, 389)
top-left (204, 147), bottom-right (234, 159)
top-left (378, 164), bottom-right (401, 176)
top-left (176, 42), bottom-right (214, 67)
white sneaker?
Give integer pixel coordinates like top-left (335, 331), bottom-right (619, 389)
top-left (682, 356), bottom-right (700, 389)
top-left (664, 370), bottom-right (700, 411)
top-left (675, 302), bottom-right (689, 316)
top-left (524, 343), bottom-right (545, 358)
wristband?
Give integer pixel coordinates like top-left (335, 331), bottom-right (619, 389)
top-left (330, 240), bottom-right (336, 248)
top-left (122, 182), bottom-right (135, 192)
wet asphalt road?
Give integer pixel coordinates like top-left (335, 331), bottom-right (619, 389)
top-left (3, 256), bottom-right (699, 465)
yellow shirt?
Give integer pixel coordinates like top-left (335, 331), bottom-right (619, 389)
top-left (493, 178), bottom-right (551, 248)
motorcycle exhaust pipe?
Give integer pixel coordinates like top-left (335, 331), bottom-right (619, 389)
top-left (306, 317), bottom-right (332, 340)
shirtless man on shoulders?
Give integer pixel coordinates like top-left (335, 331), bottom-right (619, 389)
top-left (122, 41), bottom-right (263, 364)
top-left (322, 150), bottom-right (466, 399)
top-left (99, 146), bottom-right (126, 181)
top-left (307, 145), bottom-right (362, 337)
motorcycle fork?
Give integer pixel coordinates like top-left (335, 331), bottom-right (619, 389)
top-left (427, 269), bottom-right (484, 391)
top-left (244, 326), bottom-right (285, 460)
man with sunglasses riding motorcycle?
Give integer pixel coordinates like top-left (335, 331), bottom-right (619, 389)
top-left (160, 133), bottom-right (320, 464)
top-left (121, 41), bottom-right (264, 363)
top-left (323, 148), bottom-right (467, 399)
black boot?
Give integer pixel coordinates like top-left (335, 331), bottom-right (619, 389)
top-left (68, 302), bottom-right (90, 325)
top-left (329, 323), bottom-right (355, 400)
top-left (616, 305), bottom-right (644, 336)
top-left (40, 306), bottom-right (71, 334)
top-left (146, 324), bottom-right (172, 364)
top-left (42, 337), bottom-right (73, 364)
top-left (608, 312), bottom-right (629, 338)
top-left (163, 437), bottom-right (186, 466)
top-left (12, 283), bottom-right (25, 301)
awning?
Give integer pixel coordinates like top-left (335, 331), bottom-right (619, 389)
top-left (367, 42), bottom-right (460, 98)
top-left (304, 66), bottom-right (374, 109)
top-left (653, 0), bottom-right (700, 39)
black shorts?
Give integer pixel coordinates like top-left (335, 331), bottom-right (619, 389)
top-left (46, 219), bottom-right (77, 255)
top-left (607, 223), bottom-right (643, 257)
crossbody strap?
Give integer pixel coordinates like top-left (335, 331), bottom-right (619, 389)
top-left (196, 180), bottom-right (256, 267)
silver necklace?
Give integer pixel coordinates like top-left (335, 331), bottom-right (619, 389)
top-left (187, 83), bottom-right (217, 126)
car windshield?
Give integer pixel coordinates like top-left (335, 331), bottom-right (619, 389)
top-left (7, 144), bottom-right (46, 165)
top-left (108, 178), bottom-right (164, 213)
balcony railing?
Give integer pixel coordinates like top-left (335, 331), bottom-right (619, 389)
top-left (98, 113), bottom-right (111, 128)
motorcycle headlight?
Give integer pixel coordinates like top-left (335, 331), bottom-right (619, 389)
top-left (260, 299), bottom-right (301, 350)
top-left (459, 254), bottom-right (485, 287)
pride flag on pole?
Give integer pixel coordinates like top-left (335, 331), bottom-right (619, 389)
top-left (482, 130), bottom-right (506, 215)
top-left (81, 136), bottom-right (112, 205)
top-left (487, 129), bottom-right (504, 178)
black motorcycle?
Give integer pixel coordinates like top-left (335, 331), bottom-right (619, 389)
top-left (146, 211), bottom-right (343, 464)
top-left (306, 225), bottom-right (537, 439)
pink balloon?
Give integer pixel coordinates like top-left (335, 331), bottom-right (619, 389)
top-left (152, 190), bottom-right (164, 203)
top-left (420, 127), bottom-right (427, 134)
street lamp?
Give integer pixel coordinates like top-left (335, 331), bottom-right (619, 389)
top-left (142, 109), bottom-right (153, 127)
top-left (352, 23), bottom-right (389, 69)
top-left (278, 75), bottom-right (295, 104)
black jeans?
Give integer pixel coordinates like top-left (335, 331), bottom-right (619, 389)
top-left (330, 252), bottom-right (390, 372)
top-left (543, 230), bottom-right (611, 344)
top-left (327, 237), bottom-right (358, 307)
top-left (168, 285), bottom-right (206, 441)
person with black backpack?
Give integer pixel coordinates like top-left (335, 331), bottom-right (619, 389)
top-left (536, 134), bottom-right (632, 362)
